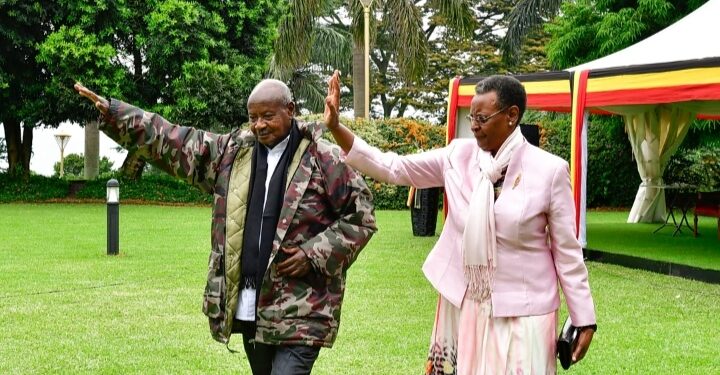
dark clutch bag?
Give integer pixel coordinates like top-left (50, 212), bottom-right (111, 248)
top-left (557, 317), bottom-right (578, 370)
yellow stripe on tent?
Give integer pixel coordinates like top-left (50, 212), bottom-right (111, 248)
top-left (587, 67), bottom-right (720, 92)
top-left (458, 80), bottom-right (569, 96)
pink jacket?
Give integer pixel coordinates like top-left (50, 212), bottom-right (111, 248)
top-left (345, 137), bottom-right (596, 326)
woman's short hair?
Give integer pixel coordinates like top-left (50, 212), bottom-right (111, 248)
top-left (475, 75), bottom-right (527, 124)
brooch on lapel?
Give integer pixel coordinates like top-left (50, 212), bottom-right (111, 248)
top-left (512, 174), bottom-right (521, 189)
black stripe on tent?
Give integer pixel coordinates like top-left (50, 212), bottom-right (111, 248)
top-left (459, 71), bottom-right (570, 85)
top-left (588, 56), bottom-right (720, 78)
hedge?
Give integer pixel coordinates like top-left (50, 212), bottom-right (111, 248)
top-left (4, 114), bottom-right (714, 209)
top-left (0, 172), bottom-right (211, 205)
top-left (0, 117), bottom-right (447, 210)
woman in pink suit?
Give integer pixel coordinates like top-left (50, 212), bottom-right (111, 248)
top-left (324, 72), bottom-right (596, 374)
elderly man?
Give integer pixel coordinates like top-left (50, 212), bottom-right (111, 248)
top-left (75, 79), bottom-right (377, 375)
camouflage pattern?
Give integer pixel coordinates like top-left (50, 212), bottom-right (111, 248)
top-left (100, 99), bottom-right (377, 348)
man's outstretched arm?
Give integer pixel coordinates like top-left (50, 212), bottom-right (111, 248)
top-left (74, 83), bottom-right (229, 193)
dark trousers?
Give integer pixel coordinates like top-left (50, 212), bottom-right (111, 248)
top-left (236, 320), bottom-right (321, 375)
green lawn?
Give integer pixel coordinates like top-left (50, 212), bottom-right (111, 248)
top-left (586, 210), bottom-right (720, 270)
top-left (1, 204), bottom-right (718, 374)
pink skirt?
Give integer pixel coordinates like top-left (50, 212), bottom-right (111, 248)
top-left (425, 294), bottom-right (558, 375)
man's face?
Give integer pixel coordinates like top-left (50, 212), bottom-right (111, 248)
top-left (247, 99), bottom-right (295, 148)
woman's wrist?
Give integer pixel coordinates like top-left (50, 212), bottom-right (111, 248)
top-left (578, 324), bottom-right (597, 333)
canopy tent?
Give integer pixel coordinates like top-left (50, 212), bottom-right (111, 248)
top-left (445, 0), bottom-right (720, 245)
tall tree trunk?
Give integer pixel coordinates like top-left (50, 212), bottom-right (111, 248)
top-left (3, 119), bottom-right (26, 178)
top-left (352, 41), bottom-right (366, 119)
top-left (21, 125), bottom-right (32, 178)
top-left (84, 121), bottom-right (100, 180)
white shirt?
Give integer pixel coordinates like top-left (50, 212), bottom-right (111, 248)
top-left (235, 135), bottom-right (290, 321)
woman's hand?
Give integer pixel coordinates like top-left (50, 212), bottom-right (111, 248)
top-left (572, 327), bottom-right (594, 364)
top-left (323, 70), bottom-right (340, 130)
top-left (74, 82), bottom-right (109, 115)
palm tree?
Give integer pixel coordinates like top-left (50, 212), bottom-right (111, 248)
top-left (83, 121), bottom-right (100, 179)
top-left (501, 0), bottom-right (563, 63)
top-left (271, 0), bottom-right (475, 117)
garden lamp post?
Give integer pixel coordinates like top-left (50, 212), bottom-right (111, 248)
top-left (54, 130), bottom-right (72, 178)
top-left (359, 0), bottom-right (373, 119)
top-left (106, 178), bottom-right (120, 255)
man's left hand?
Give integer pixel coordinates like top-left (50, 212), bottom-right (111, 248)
top-left (276, 247), bottom-right (312, 278)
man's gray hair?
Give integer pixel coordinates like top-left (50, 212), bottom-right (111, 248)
top-left (249, 79), bottom-right (293, 105)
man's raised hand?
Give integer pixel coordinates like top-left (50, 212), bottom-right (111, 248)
top-left (324, 70), bottom-right (341, 130)
top-left (74, 83), bottom-right (109, 115)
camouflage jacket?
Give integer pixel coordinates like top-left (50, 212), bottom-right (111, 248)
top-left (100, 99), bottom-right (377, 348)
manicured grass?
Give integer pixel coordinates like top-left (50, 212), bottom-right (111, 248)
top-left (586, 210), bottom-right (720, 270)
top-left (1, 204), bottom-right (718, 374)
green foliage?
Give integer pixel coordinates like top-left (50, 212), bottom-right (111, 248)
top-left (144, 0), bottom-right (227, 98)
top-left (317, 115), bottom-right (447, 209)
top-left (52, 153), bottom-right (114, 178)
top-left (1, 115), bottom-right (446, 209)
top-left (584, 116), bottom-right (641, 207)
top-left (0, 173), bottom-right (70, 203)
top-left (0, 172), bottom-right (211, 204)
top-left (74, 174), bottom-right (212, 204)
top-left (36, 25), bottom-right (126, 124)
top-left (680, 122), bottom-right (720, 190)
top-left (501, 0), bottom-right (563, 63)
top-left (665, 144), bottom-right (720, 192)
top-left (539, 113), bottom-right (640, 207)
top-left (271, 0), bottom-right (480, 118)
top-left (0, 0), bottom-right (284, 178)
top-left (541, 0), bottom-right (715, 205)
top-left (164, 60), bottom-right (259, 132)
top-left (0, 0), bottom-right (60, 176)
top-left (375, 0), bottom-right (550, 121)
top-left (545, 0), bottom-right (708, 69)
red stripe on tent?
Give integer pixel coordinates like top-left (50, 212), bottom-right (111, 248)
top-left (457, 95), bottom-right (473, 107)
top-left (527, 93), bottom-right (572, 109)
top-left (444, 77), bottom-right (462, 218)
top-left (457, 93), bottom-right (572, 110)
top-left (534, 106), bottom-right (573, 113)
top-left (447, 77), bottom-right (461, 142)
top-left (586, 83), bottom-right (720, 107)
top-left (573, 71), bottom-right (590, 237)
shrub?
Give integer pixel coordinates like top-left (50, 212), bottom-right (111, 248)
top-left (52, 153), bottom-right (116, 178)
top-left (0, 173), bottom-right (70, 202)
top-left (539, 114), bottom-right (639, 207)
top-left (316, 115), bottom-right (447, 209)
top-left (2, 118), bottom-right (446, 209)
top-left (665, 145), bottom-right (720, 192)
top-left (0, 172), bottom-right (210, 205)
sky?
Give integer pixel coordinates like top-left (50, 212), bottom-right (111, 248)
top-left (0, 122), bottom-right (127, 177)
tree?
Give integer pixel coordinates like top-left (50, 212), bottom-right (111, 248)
top-left (502, 0), bottom-right (709, 64)
top-left (537, 0), bottom-right (714, 208)
top-left (544, 0), bottom-right (708, 69)
top-left (53, 153), bottom-right (114, 178)
top-left (271, 0), bottom-right (475, 117)
top-left (3, 0), bottom-right (282, 179)
top-left (373, 0), bottom-right (550, 121)
top-left (0, 1), bottom-right (59, 178)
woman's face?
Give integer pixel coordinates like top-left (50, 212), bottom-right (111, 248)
top-left (469, 92), bottom-right (518, 155)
